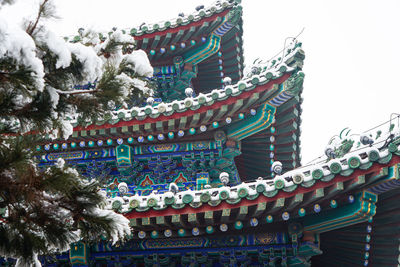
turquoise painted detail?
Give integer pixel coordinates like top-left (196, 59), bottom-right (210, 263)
top-left (367, 164), bottom-right (400, 194)
top-left (303, 191), bottom-right (377, 233)
top-left (298, 208), bottom-right (306, 217)
top-left (116, 145), bottom-right (133, 169)
top-left (182, 13), bottom-right (238, 66)
top-left (70, 242), bottom-right (88, 265)
top-left (154, 65), bottom-right (176, 75)
top-left (184, 34), bottom-right (221, 65)
top-left (227, 102), bottom-right (276, 140)
top-left (196, 172), bottom-right (210, 190)
top-left (146, 144), bottom-right (179, 153)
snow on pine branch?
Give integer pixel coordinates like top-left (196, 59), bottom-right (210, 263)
top-left (37, 30), bottom-right (72, 69)
top-left (0, 17), bottom-right (45, 91)
top-left (67, 42), bottom-right (103, 83)
top-left (124, 50), bottom-right (153, 78)
top-left (86, 207), bottom-right (131, 245)
top-left (1, 8), bottom-right (154, 138)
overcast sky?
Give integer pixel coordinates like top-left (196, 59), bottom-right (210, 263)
top-left (2, 0), bottom-right (400, 164)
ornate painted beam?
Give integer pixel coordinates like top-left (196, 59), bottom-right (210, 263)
top-left (227, 102), bottom-right (276, 141)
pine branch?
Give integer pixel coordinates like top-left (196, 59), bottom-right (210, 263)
top-left (26, 0), bottom-right (50, 36)
top-left (56, 89), bottom-right (97, 95)
top-left (0, 138), bottom-right (130, 260)
top-left (0, 3), bottom-right (154, 263)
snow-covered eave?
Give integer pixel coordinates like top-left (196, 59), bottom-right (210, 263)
top-left (107, 135), bottom-right (400, 215)
top-left (130, 0), bottom-right (238, 38)
top-left (71, 43), bottom-right (304, 131)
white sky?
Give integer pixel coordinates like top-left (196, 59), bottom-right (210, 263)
top-left (2, 0), bottom-right (400, 164)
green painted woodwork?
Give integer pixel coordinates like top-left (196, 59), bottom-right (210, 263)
top-left (327, 182), bottom-right (344, 195)
top-left (69, 242), bottom-right (88, 266)
top-left (237, 206), bottom-right (248, 220)
top-left (347, 175), bottom-right (366, 191)
top-left (156, 216), bottom-right (165, 226)
top-left (227, 102), bottom-right (276, 140)
top-left (196, 172), bottom-right (210, 190)
top-left (221, 208), bottom-right (231, 223)
top-left (303, 191), bottom-right (377, 233)
top-left (182, 26), bottom-right (196, 42)
top-left (142, 217), bottom-right (150, 226)
top-left (270, 198), bottom-right (285, 213)
top-left (184, 34), bottom-right (221, 65)
top-left (253, 202), bottom-right (267, 217)
top-left (204, 211), bottom-right (214, 224)
top-left (115, 144), bottom-right (133, 169)
top-left (129, 218), bottom-right (137, 227)
top-left (149, 6), bottom-right (242, 102)
top-left (288, 193), bottom-right (304, 209)
top-left (188, 213), bottom-right (198, 225)
top-left (171, 214), bottom-right (182, 227)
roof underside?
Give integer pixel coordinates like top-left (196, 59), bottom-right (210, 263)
top-left (312, 187), bottom-right (400, 267)
top-left (193, 18), bottom-right (244, 93)
top-left (236, 93), bottom-right (303, 181)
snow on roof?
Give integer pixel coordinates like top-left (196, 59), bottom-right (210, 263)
top-left (71, 40), bottom-right (303, 128)
top-left (62, 0), bottom-right (238, 43)
top-left (106, 123), bottom-right (400, 212)
top-left (130, 0), bottom-right (238, 37)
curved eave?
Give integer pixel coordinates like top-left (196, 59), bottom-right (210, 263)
top-left (72, 73), bottom-right (291, 133)
top-left (193, 17), bottom-right (244, 93)
top-left (65, 46), bottom-right (304, 144)
top-left (124, 155), bottom-right (400, 220)
top-left (313, 187), bottom-right (400, 267)
top-left (131, 2), bottom-right (234, 39)
top-left (135, 9), bottom-right (230, 47)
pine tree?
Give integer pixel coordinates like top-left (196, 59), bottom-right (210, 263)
top-left (0, 0), bottom-right (153, 265)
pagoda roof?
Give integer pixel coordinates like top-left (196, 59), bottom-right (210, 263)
top-left (129, 1), bottom-right (238, 39)
top-left (69, 43), bottom-right (304, 135)
top-left (72, 72), bottom-right (291, 132)
top-left (106, 129), bottom-right (400, 231)
top-left (42, 42), bottom-right (305, 180)
top-left (129, 0), bottom-right (245, 93)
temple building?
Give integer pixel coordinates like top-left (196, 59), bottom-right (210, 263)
top-left (6, 0), bottom-right (400, 266)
